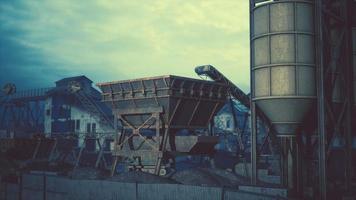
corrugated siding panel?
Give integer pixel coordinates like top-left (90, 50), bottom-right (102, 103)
top-left (22, 174), bottom-right (44, 200)
top-left (95, 181), bottom-right (136, 200)
top-left (3, 175), bottom-right (289, 200)
top-left (67, 180), bottom-right (98, 200)
top-left (238, 186), bottom-right (287, 198)
top-left (46, 176), bottom-right (69, 200)
top-left (46, 176), bottom-right (68, 193)
top-left (67, 180), bottom-right (136, 200)
top-left (224, 190), bottom-right (285, 200)
top-left (138, 183), bottom-right (222, 200)
top-left (5, 183), bottom-right (19, 200)
top-left (22, 174), bottom-right (44, 189)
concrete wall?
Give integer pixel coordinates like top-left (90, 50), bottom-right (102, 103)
top-left (2, 174), bottom-right (288, 200)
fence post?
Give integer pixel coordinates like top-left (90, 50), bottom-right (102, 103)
top-left (4, 182), bottom-right (7, 200)
top-left (19, 174), bottom-right (22, 200)
top-left (135, 182), bottom-right (138, 200)
top-left (221, 187), bottom-right (225, 200)
top-left (43, 174), bottom-right (47, 200)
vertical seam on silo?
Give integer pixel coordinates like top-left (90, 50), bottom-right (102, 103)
top-left (250, 1), bottom-right (255, 99)
top-left (295, 2), bottom-right (299, 96)
top-left (268, 3), bottom-right (272, 96)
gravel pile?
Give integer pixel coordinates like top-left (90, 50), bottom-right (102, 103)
top-left (171, 168), bottom-right (249, 188)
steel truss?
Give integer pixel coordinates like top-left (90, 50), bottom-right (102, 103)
top-left (313, 0), bottom-right (354, 198)
top-left (110, 107), bottom-right (171, 176)
top-left (0, 88), bottom-right (50, 135)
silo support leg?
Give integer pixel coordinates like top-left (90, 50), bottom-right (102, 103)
top-left (280, 136), bottom-right (301, 195)
top-left (280, 137), bottom-right (288, 187)
top-left (295, 135), bottom-right (303, 196)
top-left (280, 137), bottom-right (295, 188)
top-left (287, 137), bottom-right (296, 191)
top-left (250, 102), bottom-right (257, 185)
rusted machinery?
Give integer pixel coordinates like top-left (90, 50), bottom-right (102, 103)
top-left (98, 75), bottom-right (228, 175)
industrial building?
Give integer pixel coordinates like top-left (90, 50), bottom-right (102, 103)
top-left (0, 0), bottom-right (356, 199)
top-left (44, 76), bottom-right (114, 136)
top-left (0, 76), bottom-right (114, 138)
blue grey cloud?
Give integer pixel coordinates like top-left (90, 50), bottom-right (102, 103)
top-left (0, 0), bottom-right (250, 92)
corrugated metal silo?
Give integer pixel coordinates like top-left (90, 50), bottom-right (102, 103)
top-left (251, 0), bottom-right (316, 189)
top-left (251, 0), bottom-right (316, 136)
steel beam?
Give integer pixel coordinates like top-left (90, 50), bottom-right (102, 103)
top-left (250, 0), bottom-right (257, 185)
top-left (251, 102), bottom-right (258, 185)
top-left (343, 0), bottom-right (353, 191)
top-left (316, 0), bottom-right (327, 199)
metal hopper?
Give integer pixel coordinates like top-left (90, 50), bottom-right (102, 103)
top-left (97, 75), bottom-right (228, 175)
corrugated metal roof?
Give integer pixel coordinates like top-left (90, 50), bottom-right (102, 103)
top-left (55, 75), bottom-right (92, 85)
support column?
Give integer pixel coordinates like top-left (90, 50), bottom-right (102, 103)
top-left (251, 101), bottom-right (257, 185)
top-left (316, 0), bottom-right (327, 198)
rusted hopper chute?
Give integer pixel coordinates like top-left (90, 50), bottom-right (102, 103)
top-left (97, 75), bottom-right (228, 176)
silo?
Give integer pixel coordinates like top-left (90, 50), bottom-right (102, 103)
top-left (251, 0), bottom-right (316, 189)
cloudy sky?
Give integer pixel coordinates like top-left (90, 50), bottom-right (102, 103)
top-left (0, 0), bottom-right (250, 92)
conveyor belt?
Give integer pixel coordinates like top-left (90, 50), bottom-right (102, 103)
top-left (195, 65), bottom-right (280, 155)
top-left (195, 65), bottom-right (250, 109)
